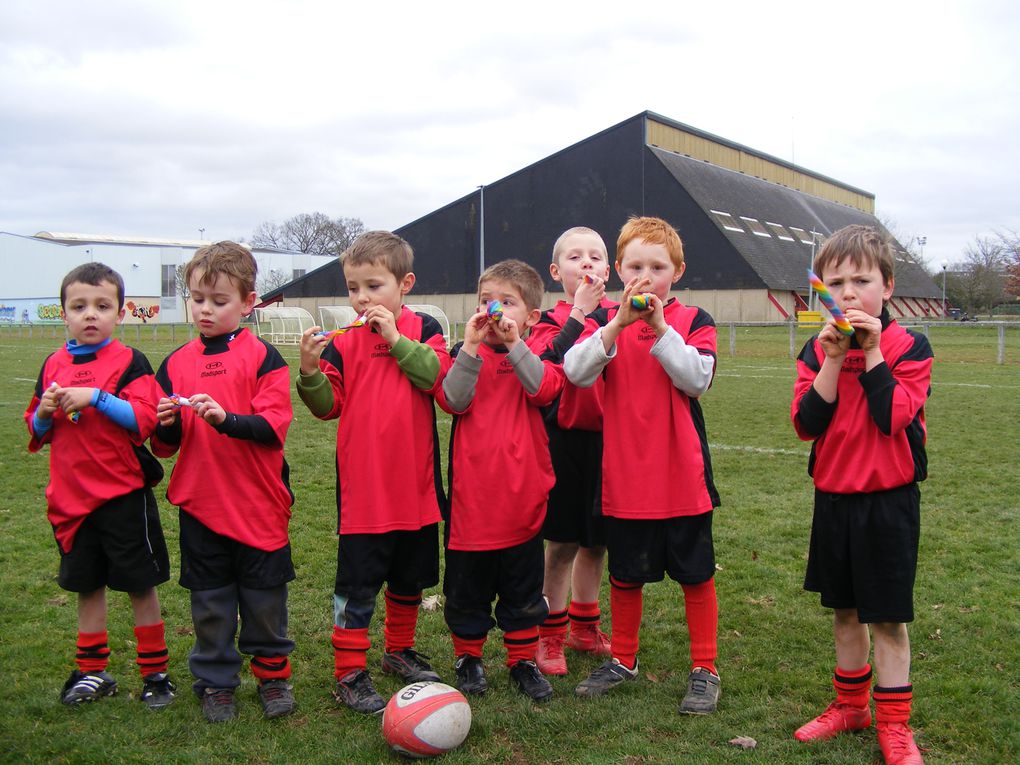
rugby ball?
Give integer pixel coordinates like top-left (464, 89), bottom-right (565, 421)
top-left (382, 682), bottom-right (472, 758)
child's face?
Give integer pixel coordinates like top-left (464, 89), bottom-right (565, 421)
top-left (616, 238), bottom-right (684, 300)
top-left (819, 257), bottom-right (893, 318)
top-left (61, 280), bottom-right (125, 345)
top-left (478, 279), bottom-right (539, 346)
top-left (344, 261), bottom-right (414, 318)
top-left (550, 232), bottom-right (610, 298)
top-left (189, 269), bottom-right (256, 337)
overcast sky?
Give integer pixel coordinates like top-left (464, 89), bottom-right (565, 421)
top-left (1, 0), bottom-right (1017, 268)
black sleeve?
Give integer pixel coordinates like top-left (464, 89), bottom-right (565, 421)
top-left (859, 362), bottom-right (896, 435)
top-left (539, 316), bottom-right (585, 363)
top-left (115, 347), bottom-right (156, 393)
top-left (153, 354), bottom-right (181, 445)
top-left (796, 385), bottom-right (837, 437)
top-left (212, 413), bottom-right (278, 443)
top-left (256, 338), bottom-right (289, 377)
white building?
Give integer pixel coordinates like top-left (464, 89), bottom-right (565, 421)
top-left (0, 232), bottom-right (336, 324)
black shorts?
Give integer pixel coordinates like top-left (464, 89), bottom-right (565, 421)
top-left (57, 487), bottom-right (170, 593)
top-left (179, 509), bottom-right (295, 591)
top-left (543, 427), bottom-right (605, 548)
top-left (443, 533), bottom-right (547, 636)
top-left (804, 484), bottom-right (920, 623)
top-left (605, 513), bottom-right (715, 585)
top-left (335, 524), bottom-right (440, 602)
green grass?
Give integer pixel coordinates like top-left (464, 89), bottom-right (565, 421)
top-left (0, 324), bottom-right (1017, 764)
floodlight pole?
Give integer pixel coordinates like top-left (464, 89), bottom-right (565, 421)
top-left (477, 185), bottom-right (485, 278)
top-left (942, 264), bottom-right (947, 318)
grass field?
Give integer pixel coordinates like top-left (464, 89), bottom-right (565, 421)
top-left (0, 324), bottom-right (1017, 764)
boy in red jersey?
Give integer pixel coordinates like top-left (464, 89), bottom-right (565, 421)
top-left (25, 262), bottom-right (175, 710)
top-left (791, 225), bottom-right (933, 765)
top-left (436, 259), bottom-right (565, 702)
top-left (152, 242), bottom-right (296, 722)
top-left (564, 216), bottom-right (722, 714)
top-left (297, 231), bottom-right (452, 714)
top-left (528, 227), bottom-right (614, 676)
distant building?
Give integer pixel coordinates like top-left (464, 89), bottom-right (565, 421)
top-left (263, 111), bottom-right (942, 322)
top-left (0, 232), bottom-right (334, 324)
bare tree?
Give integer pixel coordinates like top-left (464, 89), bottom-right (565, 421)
top-left (997, 229), bottom-right (1020, 299)
top-left (874, 211), bottom-right (931, 274)
top-left (947, 235), bottom-right (1008, 315)
top-left (257, 268), bottom-right (293, 297)
top-left (251, 212), bottom-right (365, 257)
top-left (175, 264), bottom-right (192, 315)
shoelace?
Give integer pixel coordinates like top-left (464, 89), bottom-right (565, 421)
top-left (261, 684), bottom-right (287, 701)
top-left (882, 724), bottom-right (915, 754)
top-left (207, 689), bottom-right (234, 706)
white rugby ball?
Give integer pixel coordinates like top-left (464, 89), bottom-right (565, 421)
top-left (382, 682), bottom-right (472, 758)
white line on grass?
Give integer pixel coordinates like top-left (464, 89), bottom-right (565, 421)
top-left (711, 443), bottom-right (807, 456)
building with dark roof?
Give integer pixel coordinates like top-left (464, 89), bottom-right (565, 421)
top-left (262, 111), bottom-right (942, 322)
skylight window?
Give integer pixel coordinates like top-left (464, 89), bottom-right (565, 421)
top-left (766, 222), bottom-right (795, 241)
top-left (740, 217), bottom-right (772, 238)
top-left (789, 227), bottom-right (817, 245)
top-left (710, 210), bottom-right (744, 232)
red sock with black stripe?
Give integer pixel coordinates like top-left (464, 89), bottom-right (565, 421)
top-left (504, 627), bottom-right (539, 666)
top-left (452, 634), bottom-right (486, 659)
top-left (681, 579), bottom-right (718, 675)
top-left (332, 626), bottom-right (370, 679)
top-left (76, 630), bottom-right (110, 673)
top-left (539, 609), bottom-right (568, 639)
top-left (568, 600), bottom-right (601, 634)
top-left (133, 621), bottom-right (169, 678)
top-left (609, 577), bottom-right (642, 669)
top-left (384, 590), bottom-right (422, 653)
top-left (874, 684), bottom-right (912, 723)
top-left (835, 664), bottom-right (872, 709)
top-left (251, 654), bottom-right (292, 682)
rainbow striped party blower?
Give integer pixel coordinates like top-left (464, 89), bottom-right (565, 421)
top-left (807, 269), bottom-right (854, 335)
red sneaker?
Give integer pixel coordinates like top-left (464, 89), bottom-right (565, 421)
top-left (877, 721), bottom-right (924, 764)
top-left (566, 625), bottom-right (612, 656)
top-left (794, 700), bottom-right (871, 741)
top-left (536, 634), bottom-right (567, 676)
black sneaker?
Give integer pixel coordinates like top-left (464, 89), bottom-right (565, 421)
top-left (334, 669), bottom-right (386, 714)
top-left (258, 679), bottom-right (296, 719)
top-left (678, 667), bottom-right (721, 714)
top-left (201, 687), bottom-right (237, 723)
top-left (453, 655), bottom-right (487, 696)
top-left (574, 658), bottom-right (639, 697)
top-left (381, 648), bottom-right (441, 683)
top-left (140, 672), bottom-right (176, 711)
top-left (61, 670), bottom-right (117, 705)
top-left (509, 660), bottom-right (553, 703)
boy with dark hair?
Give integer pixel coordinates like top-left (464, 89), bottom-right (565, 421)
top-left (564, 216), bottom-right (722, 714)
top-left (792, 225), bottom-right (933, 765)
top-left (297, 230), bottom-right (452, 714)
top-left (436, 259), bottom-right (564, 702)
top-left (25, 261), bottom-right (175, 710)
top-left (153, 241), bottom-right (296, 722)
top-left (528, 227), bottom-right (614, 676)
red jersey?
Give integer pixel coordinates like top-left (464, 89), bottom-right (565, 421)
top-left (317, 307), bottom-right (452, 535)
top-left (531, 299), bottom-right (614, 432)
top-left (25, 340), bottom-right (163, 553)
top-left (792, 313), bottom-right (932, 493)
top-left (436, 334), bottom-right (565, 551)
top-left (152, 328), bottom-right (294, 551)
top-left (569, 300), bottom-right (720, 520)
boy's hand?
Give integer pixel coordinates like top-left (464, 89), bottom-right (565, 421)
top-left (489, 313), bottom-right (522, 349)
top-left (363, 305), bottom-right (400, 346)
top-left (300, 326), bottom-right (330, 375)
top-left (185, 393), bottom-right (226, 426)
top-left (573, 274), bottom-right (605, 316)
top-left (845, 308), bottom-right (882, 353)
top-left (156, 396), bottom-right (180, 426)
top-left (37, 382), bottom-right (62, 419)
top-left (56, 386), bottom-right (95, 419)
top-left (817, 321), bottom-right (850, 359)
top-left (612, 277), bottom-right (653, 330)
top-left (461, 310), bottom-right (492, 356)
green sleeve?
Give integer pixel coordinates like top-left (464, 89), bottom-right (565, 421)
top-left (295, 368), bottom-right (335, 417)
top-left (391, 336), bottom-right (440, 390)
